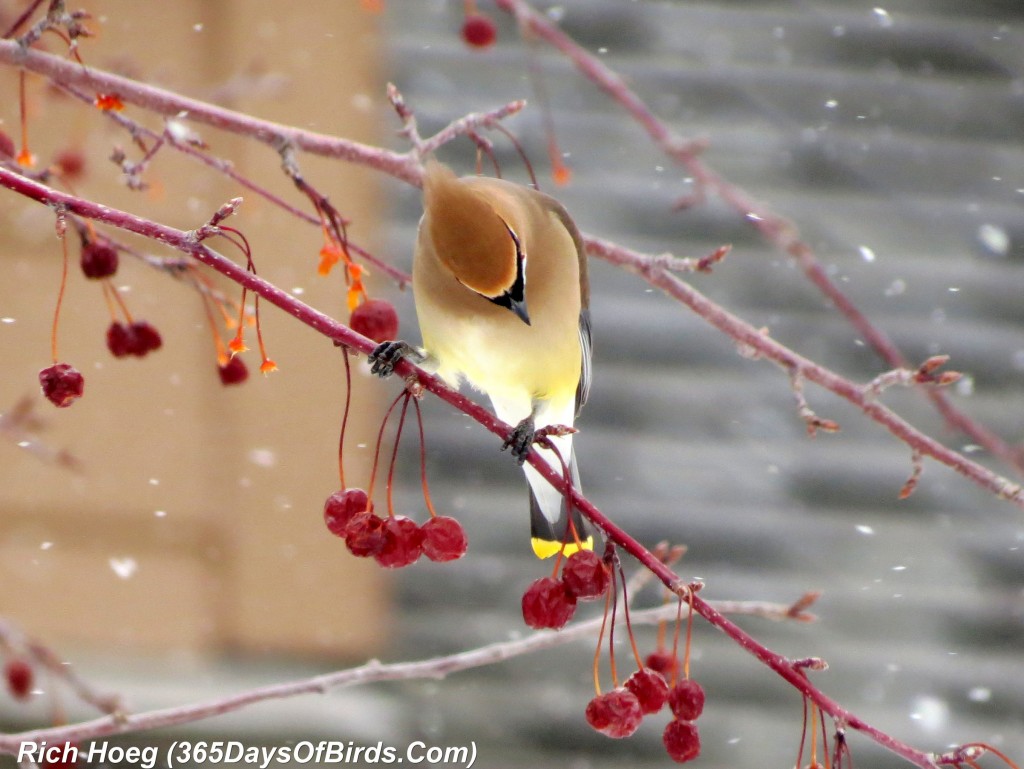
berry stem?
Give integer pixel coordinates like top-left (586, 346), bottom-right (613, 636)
top-left (411, 397), bottom-right (438, 518)
top-left (592, 582), bottom-right (612, 698)
top-left (105, 278), bottom-right (134, 324)
top-left (385, 394), bottom-right (411, 518)
top-left (682, 585), bottom-right (695, 680)
top-left (253, 294), bottom-right (275, 373)
top-left (17, 70), bottom-right (33, 167)
top-left (796, 697), bottom-right (810, 769)
top-left (194, 281), bottom-right (230, 366)
top-left (337, 351), bottom-right (352, 489)
top-left (607, 566), bottom-right (620, 687)
top-left (810, 701), bottom-right (820, 769)
top-left (486, 122), bottom-right (539, 189)
top-left (655, 589), bottom-right (668, 653)
top-left (524, 45), bottom-right (570, 187)
top-left (616, 557), bottom-right (644, 670)
top-left (216, 227), bottom-right (254, 354)
top-left (669, 595), bottom-right (683, 685)
top-left (366, 391), bottom-right (405, 504)
top-left (100, 280), bottom-right (119, 321)
top-left (957, 744), bottom-right (1022, 769)
top-left (820, 705), bottom-right (832, 769)
top-left (49, 221), bottom-right (69, 363)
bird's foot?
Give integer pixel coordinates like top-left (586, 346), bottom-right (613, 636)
top-left (501, 417), bottom-right (535, 465)
top-left (502, 421), bottom-right (577, 465)
top-left (368, 340), bottom-right (424, 378)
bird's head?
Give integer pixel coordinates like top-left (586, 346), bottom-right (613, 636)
top-left (422, 160), bottom-right (530, 325)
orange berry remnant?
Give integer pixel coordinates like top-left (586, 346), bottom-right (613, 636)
top-left (94, 93), bottom-right (125, 111)
top-left (16, 147), bottom-right (36, 168)
top-left (318, 241), bottom-right (344, 276)
top-left (552, 161), bottom-right (573, 187)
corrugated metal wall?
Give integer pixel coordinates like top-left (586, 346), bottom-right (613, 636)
top-left (379, 2), bottom-right (1024, 767)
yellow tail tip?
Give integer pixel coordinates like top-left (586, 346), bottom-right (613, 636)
top-left (531, 536), bottom-right (595, 560)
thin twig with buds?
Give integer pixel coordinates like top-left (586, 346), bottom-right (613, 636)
top-left (495, 0), bottom-right (1024, 478)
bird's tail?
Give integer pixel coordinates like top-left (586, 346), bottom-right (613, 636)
top-left (526, 446), bottom-right (594, 559)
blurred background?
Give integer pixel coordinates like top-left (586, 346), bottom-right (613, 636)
top-left (1, 1), bottom-right (1023, 767)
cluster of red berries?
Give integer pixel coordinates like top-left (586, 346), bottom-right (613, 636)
top-left (323, 488), bottom-right (467, 568)
top-left (586, 667), bottom-right (705, 763)
top-left (4, 658), bottom-right (33, 700)
top-left (106, 321), bottom-right (162, 358)
top-left (521, 550), bottom-right (610, 629)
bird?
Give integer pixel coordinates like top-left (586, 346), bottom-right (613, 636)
top-left (370, 159), bottom-right (593, 559)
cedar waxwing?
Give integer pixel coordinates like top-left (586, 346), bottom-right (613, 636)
top-left (371, 160), bottom-right (594, 558)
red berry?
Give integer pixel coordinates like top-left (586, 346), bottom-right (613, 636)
top-left (107, 322), bottom-right (131, 357)
top-left (461, 13), bottom-right (497, 48)
top-left (668, 678), bottom-right (706, 721)
top-left (39, 363), bottom-right (84, 408)
top-left (561, 550), bottom-right (610, 600)
top-left (663, 719), bottom-right (701, 763)
top-left (645, 650), bottom-right (678, 679)
top-left (349, 299), bottom-right (399, 344)
top-left (54, 149), bottom-right (86, 180)
top-left (107, 321), bottom-right (162, 357)
top-left (80, 239), bottom-right (119, 279)
top-left (323, 488), bottom-right (370, 538)
top-left (521, 576), bottom-right (576, 629)
top-left (585, 688), bottom-right (643, 739)
top-left (420, 516), bottom-right (468, 562)
top-left (345, 511), bottom-right (387, 557)
top-left (624, 667), bottom-right (670, 715)
top-left (4, 658), bottom-right (33, 700)
top-left (374, 516), bottom-right (424, 568)
top-left (128, 321), bottom-right (162, 355)
top-left (218, 356), bottom-right (249, 385)
top-left (0, 129), bottom-right (14, 159)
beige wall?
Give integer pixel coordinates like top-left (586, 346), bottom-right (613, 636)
top-left (0, 1), bottom-right (391, 658)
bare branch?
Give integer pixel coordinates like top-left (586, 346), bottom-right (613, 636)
top-left (0, 595), bottom-right (812, 751)
top-left (496, 0), bottom-right (1024, 477)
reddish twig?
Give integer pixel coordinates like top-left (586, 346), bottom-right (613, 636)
top-left (0, 39), bottom-right (421, 185)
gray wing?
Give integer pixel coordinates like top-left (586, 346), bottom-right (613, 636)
top-left (575, 307), bottom-right (592, 416)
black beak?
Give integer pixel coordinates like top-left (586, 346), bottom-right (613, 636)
top-left (509, 297), bottom-right (531, 326)
top-left (488, 291), bottom-right (531, 326)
